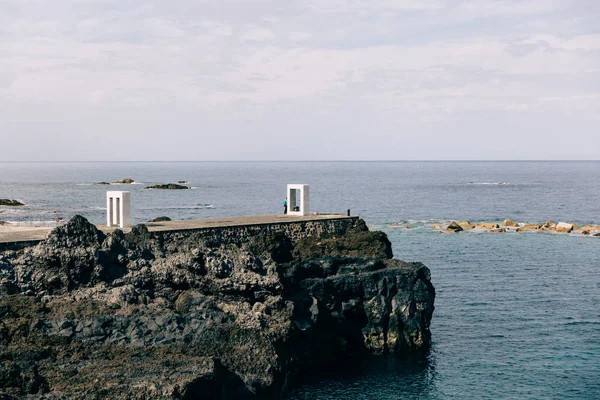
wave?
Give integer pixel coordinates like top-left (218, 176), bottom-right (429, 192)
top-left (563, 321), bottom-right (600, 326)
top-left (466, 182), bottom-right (510, 185)
top-left (139, 205), bottom-right (215, 210)
top-left (4, 220), bottom-right (61, 227)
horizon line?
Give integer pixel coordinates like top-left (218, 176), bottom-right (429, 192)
top-left (1, 159), bottom-right (600, 163)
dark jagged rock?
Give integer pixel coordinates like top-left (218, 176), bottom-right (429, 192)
top-left (94, 182), bottom-right (110, 185)
top-left (0, 216), bottom-right (435, 399)
top-left (446, 221), bottom-right (463, 232)
top-left (144, 184), bottom-right (190, 190)
top-left (150, 216), bottom-right (172, 222)
top-left (0, 200), bottom-right (25, 207)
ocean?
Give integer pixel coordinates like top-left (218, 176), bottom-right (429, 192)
top-left (1, 161), bottom-right (599, 399)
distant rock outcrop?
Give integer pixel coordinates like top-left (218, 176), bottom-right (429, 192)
top-left (0, 199), bottom-right (25, 207)
top-left (112, 178), bottom-right (135, 184)
top-left (150, 216), bottom-right (172, 222)
top-left (144, 184), bottom-right (190, 190)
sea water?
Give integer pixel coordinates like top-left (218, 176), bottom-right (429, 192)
top-left (1, 161), bottom-right (599, 399)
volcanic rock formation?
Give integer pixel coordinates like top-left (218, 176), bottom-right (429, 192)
top-left (0, 216), bottom-right (435, 399)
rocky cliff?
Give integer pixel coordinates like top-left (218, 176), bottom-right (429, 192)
top-left (0, 216), bottom-right (435, 399)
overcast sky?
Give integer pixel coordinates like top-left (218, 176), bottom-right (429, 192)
top-left (1, 0), bottom-right (599, 161)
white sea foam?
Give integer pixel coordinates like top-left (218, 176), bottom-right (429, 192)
top-left (5, 220), bottom-right (60, 227)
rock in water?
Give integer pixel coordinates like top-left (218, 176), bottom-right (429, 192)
top-left (501, 219), bottom-right (518, 227)
top-left (150, 216), bottom-right (172, 222)
top-left (112, 178), bottom-right (135, 184)
top-left (475, 222), bottom-right (499, 229)
top-left (555, 222), bottom-right (574, 233)
top-left (0, 199), bottom-right (25, 206)
top-left (518, 224), bottom-right (541, 232)
top-left (540, 221), bottom-right (556, 231)
top-left (144, 184), bottom-right (190, 190)
top-left (446, 221), bottom-right (463, 232)
top-left (458, 221), bottom-right (474, 230)
top-left (0, 215), bottom-right (435, 398)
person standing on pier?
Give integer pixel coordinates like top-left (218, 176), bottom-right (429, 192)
top-left (283, 197), bottom-right (287, 214)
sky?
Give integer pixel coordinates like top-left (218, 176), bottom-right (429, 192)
top-left (0, 0), bottom-right (599, 161)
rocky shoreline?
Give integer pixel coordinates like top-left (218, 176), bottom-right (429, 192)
top-left (0, 216), bottom-right (435, 399)
top-left (389, 219), bottom-right (600, 236)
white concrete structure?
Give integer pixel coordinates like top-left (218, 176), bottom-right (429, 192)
top-left (286, 184), bottom-right (310, 216)
top-left (106, 191), bottom-right (131, 228)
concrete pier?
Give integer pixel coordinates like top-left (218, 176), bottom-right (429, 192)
top-left (0, 214), bottom-right (355, 248)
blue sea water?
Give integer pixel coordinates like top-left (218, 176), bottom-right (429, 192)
top-left (1, 161), bottom-right (599, 399)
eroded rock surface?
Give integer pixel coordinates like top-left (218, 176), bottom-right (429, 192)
top-left (0, 216), bottom-right (435, 399)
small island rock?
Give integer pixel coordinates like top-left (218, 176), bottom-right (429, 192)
top-left (501, 219), bottom-right (518, 227)
top-left (0, 199), bottom-right (25, 206)
top-left (112, 178), bottom-right (135, 184)
top-left (150, 216), bottom-right (172, 222)
top-left (144, 184), bottom-right (190, 190)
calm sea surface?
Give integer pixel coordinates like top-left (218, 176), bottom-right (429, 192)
top-left (1, 161), bottom-right (599, 399)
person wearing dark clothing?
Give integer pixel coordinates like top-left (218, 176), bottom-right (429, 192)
top-left (283, 197), bottom-right (287, 214)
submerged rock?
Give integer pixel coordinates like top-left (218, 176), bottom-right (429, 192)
top-left (144, 184), bottom-right (190, 190)
top-left (0, 215), bottom-right (435, 398)
top-left (94, 181), bottom-right (110, 185)
top-left (0, 199), bottom-right (25, 206)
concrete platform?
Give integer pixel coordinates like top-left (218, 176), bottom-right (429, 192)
top-left (0, 214), bottom-right (353, 245)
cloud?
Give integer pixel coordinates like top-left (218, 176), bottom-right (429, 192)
top-left (241, 27), bottom-right (276, 42)
top-left (0, 0), bottom-right (599, 160)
